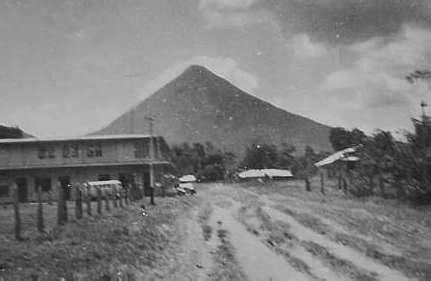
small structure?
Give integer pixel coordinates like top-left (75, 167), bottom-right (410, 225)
top-left (314, 147), bottom-right (359, 168)
top-left (179, 174), bottom-right (197, 183)
top-left (314, 146), bottom-right (360, 192)
top-left (238, 169), bottom-right (293, 180)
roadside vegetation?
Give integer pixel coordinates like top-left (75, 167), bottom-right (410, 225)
top-left (0, 197), bottom-right (195, 280)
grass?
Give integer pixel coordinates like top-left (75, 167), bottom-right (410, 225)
top-left (0, 197), bottom-right (195, 280)
top-left (301, 241), bottom-right (378, 281)
top-left (238, 179), bottom-right (431, 280)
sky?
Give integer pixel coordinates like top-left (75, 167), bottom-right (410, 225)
top-left (1, 0), bottom-right (431, 138)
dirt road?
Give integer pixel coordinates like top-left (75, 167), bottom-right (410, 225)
top-left (2, 181), bottom-right (429, 280)
top-left (169, 182), bottom-right (431, 281)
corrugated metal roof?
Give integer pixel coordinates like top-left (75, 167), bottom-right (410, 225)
top-left (238, 169), bottom-right (293, 179)
top-left (0, 134), bottom-right (153, 144)
top-left (314, 146), bottom-right (359, 167)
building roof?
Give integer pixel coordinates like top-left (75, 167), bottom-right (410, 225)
top-left (238, 169), bottom-right (293, 179)
top-left (179, 174), bottom-right (197, 182)
top-left (314, 146), bottom-right (359, 167)
top-left (0, 134), bottom-right (154, 144)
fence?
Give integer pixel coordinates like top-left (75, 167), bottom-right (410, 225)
top-left (8, 183), bottom-right (130, 241)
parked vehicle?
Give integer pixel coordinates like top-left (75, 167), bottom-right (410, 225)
top-left (85, 180), bottom-right (123, 199)
top-left (175, 186), bottom-right (187, 196)
top-left (177, 174), bottom-right (196, 195)
top-left (179, 182), bottom-right (196, 194)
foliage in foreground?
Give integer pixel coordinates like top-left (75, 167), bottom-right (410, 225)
top-left (328, 119), bottom-right (431, 203)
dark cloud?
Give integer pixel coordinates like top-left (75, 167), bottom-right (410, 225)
top-left (264, 0), bottom-right (431, 44)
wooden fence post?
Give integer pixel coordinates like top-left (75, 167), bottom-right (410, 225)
top-left (105, 190), bottom-right (110, 212)
top-left (119, 189), bottom-right (124, 208)
top-left (305, 177), bottom-right (311, 192)
top-left (113, 188), bottom-right (118, 208)
top-left (57, 183), bottom-right (66, 225)
top-left (96, 187), bottom-right (102, 215)
top-left (320, 170), bottom-right (325, 195)
top-left (63, 185), bottom-right (68, 223)
top-left (86, 185), bottom-right (92, 216)
top-left (36, 185), bottom-right (44, 232)
top-left (124, 186), bottom-right (129, 205)
top-left (12, 183), bottom-right (22, 240)
top-left (378, 167), bottom-right (386, 198)
top-left (75, 185), bottom-right (83, 219)
top-left (343, 170), bottom-right (349, 194)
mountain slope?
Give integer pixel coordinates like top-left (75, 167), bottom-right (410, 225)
top-left (95, 65), bottom-right (332, 153)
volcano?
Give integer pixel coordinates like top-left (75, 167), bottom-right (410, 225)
top-left (95, 65), bottom-right (332, 154)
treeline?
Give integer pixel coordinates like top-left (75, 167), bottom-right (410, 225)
top-left (170, 116), bottom-right (430, 204)
top-left (240, 143), bottom-right (327, 178)
top-left (170, 142), bottom-right (236, 182)
top-left (328, 118), bottom-right (431, 203)
top-left (170, 141), bottom-right (328, 182)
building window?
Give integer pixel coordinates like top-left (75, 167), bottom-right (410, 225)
top-left (37, 146), bottom-right (55, 159)
top-left (35, 177), bottom-right (51, 192)
top-left (47, 146), bottom-right (55, 158)
top-left (87, 143), bottom-right (103, 157)
top-left (71, 144), bottom-right (79, 157)
top-left (38, 147), bottom-right (47, 159)
top-left (63, 144), bottom-right (80, 158)
top-left (0, 185), bottom-right (9, 197)
top-left (134, 140), bottom-right (149, 158)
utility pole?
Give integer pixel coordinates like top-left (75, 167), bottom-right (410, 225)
top-left (406, 70), bottom-right (431, 189)
top-left (145, 116), bottom-right (155, 205)
top-left (421, 101), bottom-right (429, 188)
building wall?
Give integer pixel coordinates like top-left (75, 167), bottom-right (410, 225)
top-left (0, 164), bottom-right (170, 203)
top-left (0, 136), bottom-right (172, 203)
top-left (0, 137), bottom-right (168, 170)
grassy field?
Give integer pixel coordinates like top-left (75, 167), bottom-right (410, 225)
top-left (0, 197), bottom-right (195, 280)
top-left (1, 180), bottom-right (430, 280)
top-left (235, 179), bottom-right (431, 280)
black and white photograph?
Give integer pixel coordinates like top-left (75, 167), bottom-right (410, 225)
top-left (0, 0), bottom-right (430, 280)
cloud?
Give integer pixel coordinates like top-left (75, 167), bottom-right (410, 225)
top-left (200, 0), bottom-right (257, 10)
top-left (198, 0), bottom-right (273, 28)
top-left (288, 33), bottom-right (327, 59)
top-left (139, 56), bottom-right (259, 98)
top-left (315, 25), bottom-right (431, 131)
top-left (263, 0), bottom-right (431, 44)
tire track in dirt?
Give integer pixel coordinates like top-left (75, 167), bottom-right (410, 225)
top-left (247, 189), bottom-right (430, 280)
top-left (237, 205), bottom-right (346, 281)
top-left (241, 189), bottom-right (403, 258)
top-left (262, 205), bottom-right (414, 281)
top-left (260, 193), bottom-right (403, 256)
top-left (208, 199), bottom-right (310, 281)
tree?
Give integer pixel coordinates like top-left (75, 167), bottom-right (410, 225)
top-left (241, 144), bottom-right (278, 169)
top-left (350, 128), bottom-right (367, 145)
top-left (292, 146), bottom-right (318, 191)
top-left (277, 143), bottom-right (296, 169)
top-left (170, 141), bottom-right (233, 181)
top-left (329, 127), bottom-right (353, 151)
top-left (367, 130), bottom-right (395, 197)
top-left (329, 127), bottom-right (367, 151)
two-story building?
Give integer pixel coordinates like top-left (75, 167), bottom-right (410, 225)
top-left (0, 134), bottom-right (171, 202)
